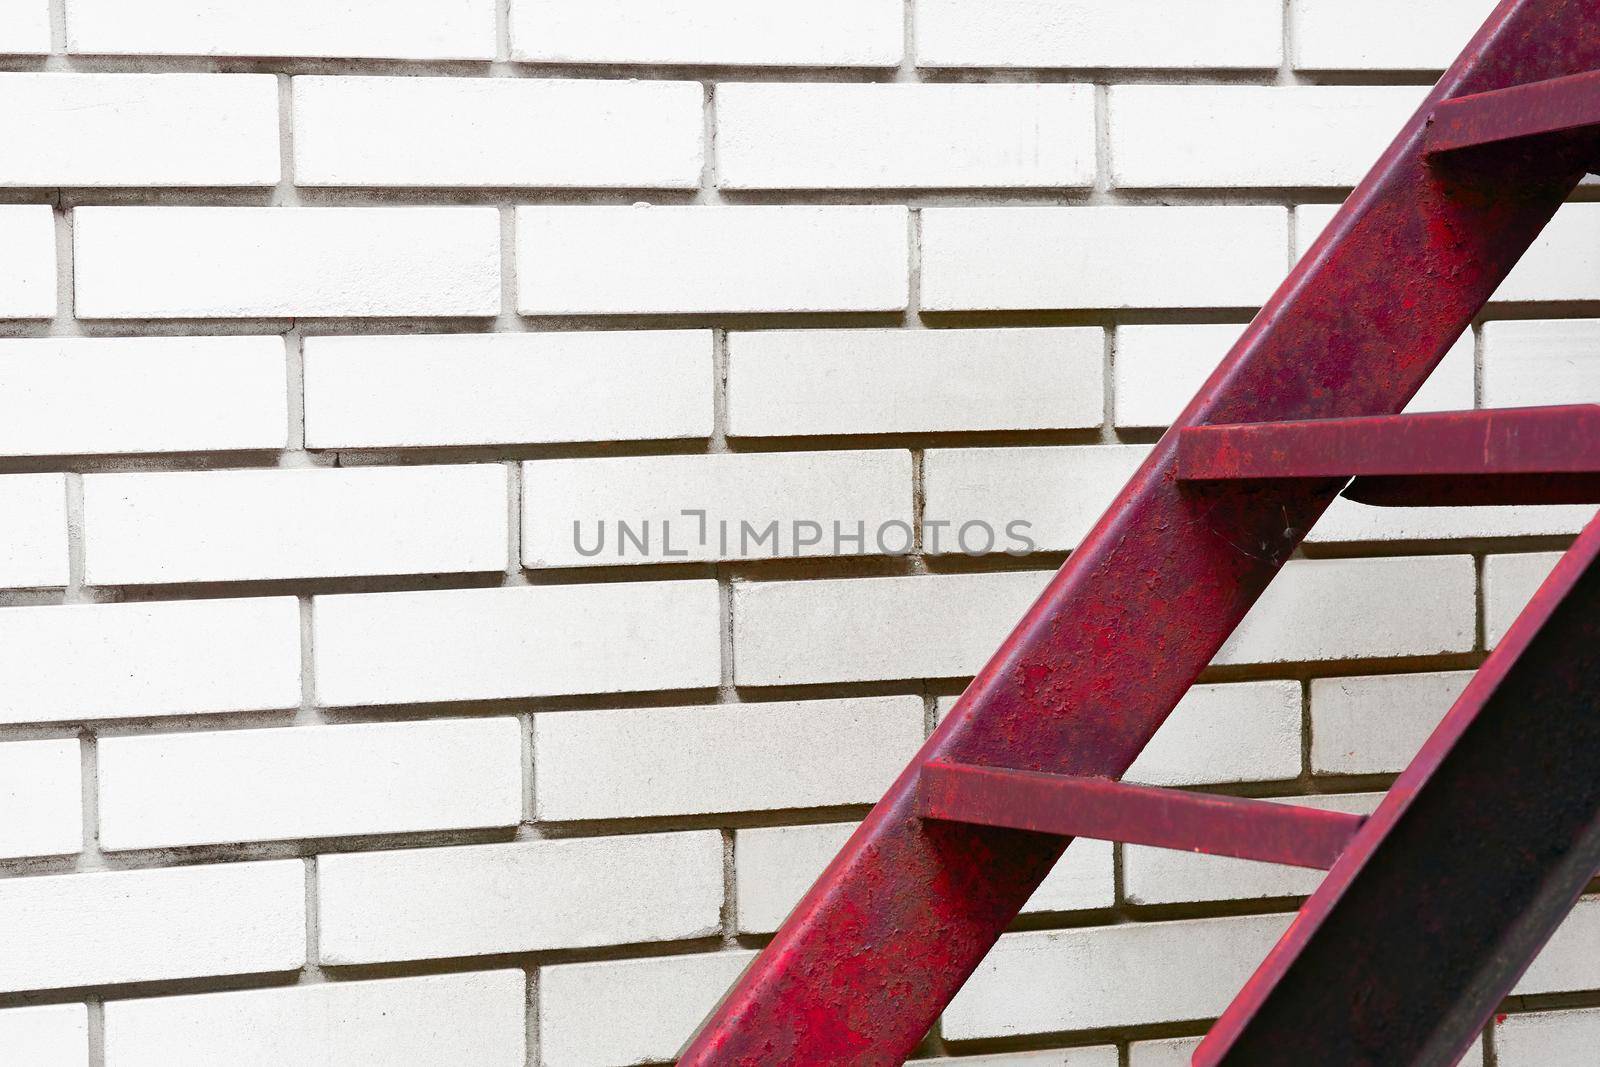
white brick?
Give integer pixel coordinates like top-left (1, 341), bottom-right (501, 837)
top-left (0, 205), bottom-right (55, 319)
top-left (718, 83), bottom-right (1095, 190)
top-left (945, 914), bottom-right (1290, 1039)
top-left (318, 832), bottom-right (722, 964)
top-left (523, 451), bottom-right (911, 567)
top-left (66, 0), bottom-right (496, 59)
top-left (0, 336), bottom-right (287, 456)
top-left (1125, 681), bottom-right (1303, 787)
top-left (1129, 1038), bottom-right (1203, 1067)
top-left (84, 465), bottom-right (507, 585)
top-left (921, 207), bottom-right (1286, 311)
top-left (98, 718), bottom-right (521, 851)
top-left (1309, 499), bottom-right (1594, 545)
top-left (1483, 319), bottom-right (1600, 407)
top-left (517, 206), bottom-right (908, 315)
top-left (537, 951), bottom-right (754, 1067)
top-left (1515, 896), bottom-right (1600, 996)
top-left (1115, 325), bottom-right (1473, 429)
top-left (916, 0), bottom-right (1282, 69)
top-left (733, 570), bottom-right (1050, 687)
top-left (0, 1005), bottom-right (88, 1067)
top-left (294, 77), bottom-right (703, 189)
top-left (0, 2), bottom-right (48, 53)
top-left (1311, 671), bottom-right (1473, 776)
top-left (924, 1051), bottom-right (1117, 1067)
top-left (1293, 0), bottom-right (1497, 71)
top-left (534, 696), bottom-right (923, 820)
top-left (510, 0), bottom-right (901, 66)
top-left (1216, 556), bottom-right (1476, 665)
top-left (0, 74), bottom-right (277, 186)
top-left (0, 739), bottom-right (81, 859)
top-left (304, 331), bottom-right (712, 449)
top-left (0, 598), bottom-right (299, 724)
top-left (1484, 552), bottom-right (1563, 649)
top-left (1124, 793), bottom-right (1379, 906)
top-left (0, 860), bottom-right (303, 992)
top-left (735, 821), bottom-right (1112, 935)
top-left (1498, 1008), bottom-right (1600, 1067)
top-left (0, 473), bottom-right (66, 588)
top-left (923, 445), bottom-right (1147, 554)
top-left (314, 582), bottom-right (719, 707)
top-left (1112, 86), bottom-right (1420, 188)
top-left (74, 207), bottom-right (500, 319)
top-left (728, 327), bottom-right (1104, 437)
top-left (104, 971), bottom-right (525, 1067)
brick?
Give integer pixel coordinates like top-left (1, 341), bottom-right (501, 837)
top-left (104, 971), bottom-right (525, 1067)
top-left (0, 597), bottom-right (299, 724)
top-left (1515, 896), bottom-right (1600, 996)
top-left (313, 581), bottom-right (719, 707)
top-left (1312, 672), bottom-right (1473, 776)
top-left (1115, 325), bottom-right (1473, 428)
top-left (0, 1005), bottom-right (88, 1067)
top-left (1216, 556), bottom-right (1476, 665)
top-left (510, 0), bottom-right (902, 66)
top-left (83, 465), bottom-right (507, 585)
top-left (534, 696), bottom-right (923, 820)
top-left (1482, 319), bottom-right (1600, 407)
top-left (0, 2), bottom-right (48, 54)
top-left (537, 951), bottom-right (755, 1067)
top-left (944, 914), bottom-right (1290, 1039)
top-left (1112, 86), bottom-right (1421, 188)
top-left (98, 718), bottom-right (521, 851)
top-left (718, 83), bottom-right (1095, 190)
top-left (74, 207), bottom-right (500, 319)
top-left (0, 739), bottom-right (81, 859)
top-left (1125, 681), bottom-right (1303, 786)
top-left (317, 831), bottom-right (722, 964)
top-left (1292, 0), bottom-right (1497, 71)
top-left (1498, 1008), bottom-right (1600, 1066)
top-left (0, 336), bottom-right (287, 456)
top-left (0, 74), bottom-right (277, 186)
top-left (1129, 1038), bottom-right (1203, 1067)
top-left (1484, 552), bottom-right (1562, 649)
top-left (727, 327), bottom-right (1104, 437)
top-left (0, 860), bottom-right (303, 992)
top-left (922, 445), bottom-right (1148, 554)
top-left (733, 570), bottom-right (1050, 687)
top-left (921, 207), bottom-right (1286, 311)
top-left (735, 822), bottom-right (1112, 935)
top-left (516, 206), bottom-right (908, 315)
top-left (915, 0), bottom-right (1282, 69)
top-left (923, 1051), bottom-right (1118, 1067)
top-left (66, 0), bottom-right (496, 59)
top-left (1124, 793), bottom-right (1379, 906)
top-left (0, 474), bottom-right (66, 588)
top-left (0, 205), bottom-right (55, 319)
top-left (522, 450), bottom-right (911, 567)
top-left (294, 76), bottom-right (702, 189)
top-left (1308, 498), bottom-right (1593, 545)
top-left (303, 330), bottom-right (711, 449)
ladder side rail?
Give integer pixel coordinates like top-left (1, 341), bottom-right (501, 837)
top-left (679, 2), bottom-right (1599, 1061)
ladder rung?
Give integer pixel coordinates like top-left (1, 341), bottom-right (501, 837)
top-left (916, 761), bottom-right (1363, 871)
top-left (1178, 405), bottom-right (1600, 506)
top-left (1427, 70), bottom-right (1600, 155)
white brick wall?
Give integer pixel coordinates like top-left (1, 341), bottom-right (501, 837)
top-left (1, 2), bottom-right (1589, 1061)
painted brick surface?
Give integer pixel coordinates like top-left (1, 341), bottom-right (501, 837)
top-left (0, 473), bottom-right (67, 588)
top-left (98, 718), bottom-right (522, 850)
top-left (1484, 552), bottom-right (1563, 649)
top-left (1482, 319), bottom-right (1600, 407)
top-left (317, 832), bottom-right (723, 964)
top-left (0, 739), bottom-right (81, 859)
top-left (718, 83), bottom-right (1096, 189)
top-left (1497, 1008), bottom-right (1600, 1067)
top-left (294, 77), bottom-right (703, 189)
top-left (1292, 0), bottom-right (1497, 71)
top-left (1311, 672), bottom-right (1473, 776)
top-left (0, 1005), bottom-right (88, 1067)
top-left (0, 2), bottom-right (48, 54)
top-left (0, 204), bottom-right (56, 318)
top-left (74, 207), bottom-right (501, 318)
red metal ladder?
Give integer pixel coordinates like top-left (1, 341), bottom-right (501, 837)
top-left (680, 2), bottom-right (1600, 1063)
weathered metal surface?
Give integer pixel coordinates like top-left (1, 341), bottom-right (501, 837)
top-left (1429, 68), bottom-right (1600, 154)
top-left (1177, 405), bottom-right (1600, 506)
top-left (1199, 511), bottom-right (1600, 1067)
top-left (679, 2), bottom-right (1600, 1062)
top-left (918, 762), bottom-right (1362, 870)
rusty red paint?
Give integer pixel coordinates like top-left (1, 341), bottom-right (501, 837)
top-left (1428, 68), bottom-right (1600, 155)
top-left (918, 762), bottom-right (1363, 871)
top-left (679, 2), bottom-right (1600, 1062)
